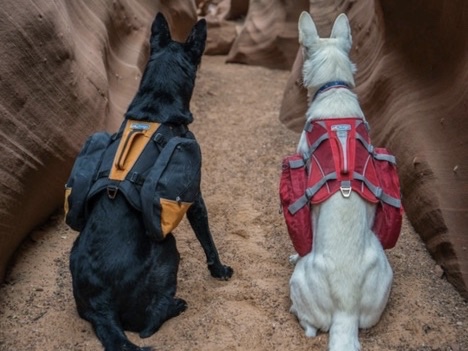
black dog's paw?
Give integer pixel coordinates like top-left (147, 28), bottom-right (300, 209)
top-left (208, 263), bottom-right (233, 280)
top-left (174, 298), bottom-right (188, 315)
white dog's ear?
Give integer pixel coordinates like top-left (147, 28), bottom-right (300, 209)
top-left (330, 13), bottom-right (352, 51)
top-left (298, 11), bottom-right (319, 48)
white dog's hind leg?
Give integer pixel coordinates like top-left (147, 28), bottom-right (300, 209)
top-left (359, 253), bottom-right (393, 329)
top-left (290, 305), bottom-right (318, 338)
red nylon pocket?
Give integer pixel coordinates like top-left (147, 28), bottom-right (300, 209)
top-left (372, 148), bottom-right (403, 249)
top-left (279, 154), bottom-right (313, 256)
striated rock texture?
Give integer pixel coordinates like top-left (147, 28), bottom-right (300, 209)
top-left (278, 0), bottom-right (468, 298)
top-left (225, 0), bottom-right (307, 70)
top-left (0, 0), bottom-right (197, 282)
top-left (201, 0), bottom-right (243, 56)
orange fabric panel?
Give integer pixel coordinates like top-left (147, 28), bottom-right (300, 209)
top-left (160, 198), bottom-right (192, 236)
top-left (109, 120), bottom-right (160, 181)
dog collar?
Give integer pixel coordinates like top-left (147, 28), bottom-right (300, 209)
top-left (312, 81), bottom-right (351, 101)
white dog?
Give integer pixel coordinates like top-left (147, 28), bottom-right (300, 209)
top-left (289, 12), bottom-right (393, 351)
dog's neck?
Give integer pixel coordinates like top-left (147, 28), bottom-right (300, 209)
top-left (312, 81), bottom-right (351, 101)
top-left (124, 91), bottom-right (194, 125)
top-left (305, 81), bottom-right (365, 122)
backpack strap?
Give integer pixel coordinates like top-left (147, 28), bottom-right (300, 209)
top-left (352, 172), bottom-right (401, 208)
top-left (373, 150), bottom-right (396, 164)
top-left (288, 172), bottom-right (338, 215)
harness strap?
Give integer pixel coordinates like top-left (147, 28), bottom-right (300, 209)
top-left (352, 172), bottom-right (401, 208)
top-left (304, 133), bottom-right (329, 161)
top-left (373, 152), bottom-right (396, 164)
top-left (355, 132), bottom-right (374, 154)
top-left (355, 131), bottom-right (396, 164)
top-left (288, 172), bottom-right (338, 214)
top-left (289, 158), bottom-right (305, 169)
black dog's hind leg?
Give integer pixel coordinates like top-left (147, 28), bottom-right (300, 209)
top-left (186, 194), bottom-right (233, 280)
top-left (88, 311), bottom-right (153, 351)
top-left (139, 295), bottom-right (188, 338)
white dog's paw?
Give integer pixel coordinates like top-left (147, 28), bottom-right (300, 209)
top-left (289, 253), bottom-right (300, 265)
top-left (300, 321), bottom-right (318, 338)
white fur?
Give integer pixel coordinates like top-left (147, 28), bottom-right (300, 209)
top-left (289, 12), bottom-right (393, 351)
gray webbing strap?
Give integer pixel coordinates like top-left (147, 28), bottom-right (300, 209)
top-left (355, 132), bottom-right (397, 164)
top-left (303, 133), bottom-right (329, 161)
top-left (355, 133), bottom-right (374, 153)
top-left (288, 172), bottom-right (338, 214)
top-left (289, 158), bottom-right (305, 169)
top-left (373, 152), bottom-right (396, 164)
top-left (353, 172), bottom-right (401, 208)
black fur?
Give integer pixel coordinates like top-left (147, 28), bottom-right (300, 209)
top-left (69, 13), bottom-right (233, 351)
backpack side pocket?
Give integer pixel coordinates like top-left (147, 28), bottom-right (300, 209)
top-left (372, 147), bottom-right (403, 249)
top-left (279, 154), bottom-right (313, 256)
top-left (141, 137), bottom-right (202, 241)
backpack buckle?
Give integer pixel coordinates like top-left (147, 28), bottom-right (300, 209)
top-left (107, 186), bottom-right (118, 199)
top-left (340, 181), bottom-right (352, 198)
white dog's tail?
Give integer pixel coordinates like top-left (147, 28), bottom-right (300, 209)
top-left (328, 312), bottom-right (360, 351)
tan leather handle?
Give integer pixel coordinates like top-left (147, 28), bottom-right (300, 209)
top-left (116, 130), bottom-right (145, 170)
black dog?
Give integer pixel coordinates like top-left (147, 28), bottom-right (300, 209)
top-left (69, 13), bottom-right (233, 351)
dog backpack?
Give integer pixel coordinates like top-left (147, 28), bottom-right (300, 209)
top-left (64, 132), bottom-right (112, 232)
top-left (64, 119), bottom-right (202, 241)
top-left (279, 118), bottom-right (403, 256)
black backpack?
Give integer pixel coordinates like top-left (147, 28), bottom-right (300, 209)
top-left (64, 119), bottom-right (202, 241)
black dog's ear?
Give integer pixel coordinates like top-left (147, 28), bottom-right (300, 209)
top-left (185, 18), bottom-right (207, 65)
top-left (150, 12), bottom-right (172, 52)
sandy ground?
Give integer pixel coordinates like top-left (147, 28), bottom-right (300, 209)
top-left (0, 55), bottom-right (467, 351)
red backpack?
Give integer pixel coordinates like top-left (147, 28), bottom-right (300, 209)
top-left (279, 118), bottom-right (403, 256)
